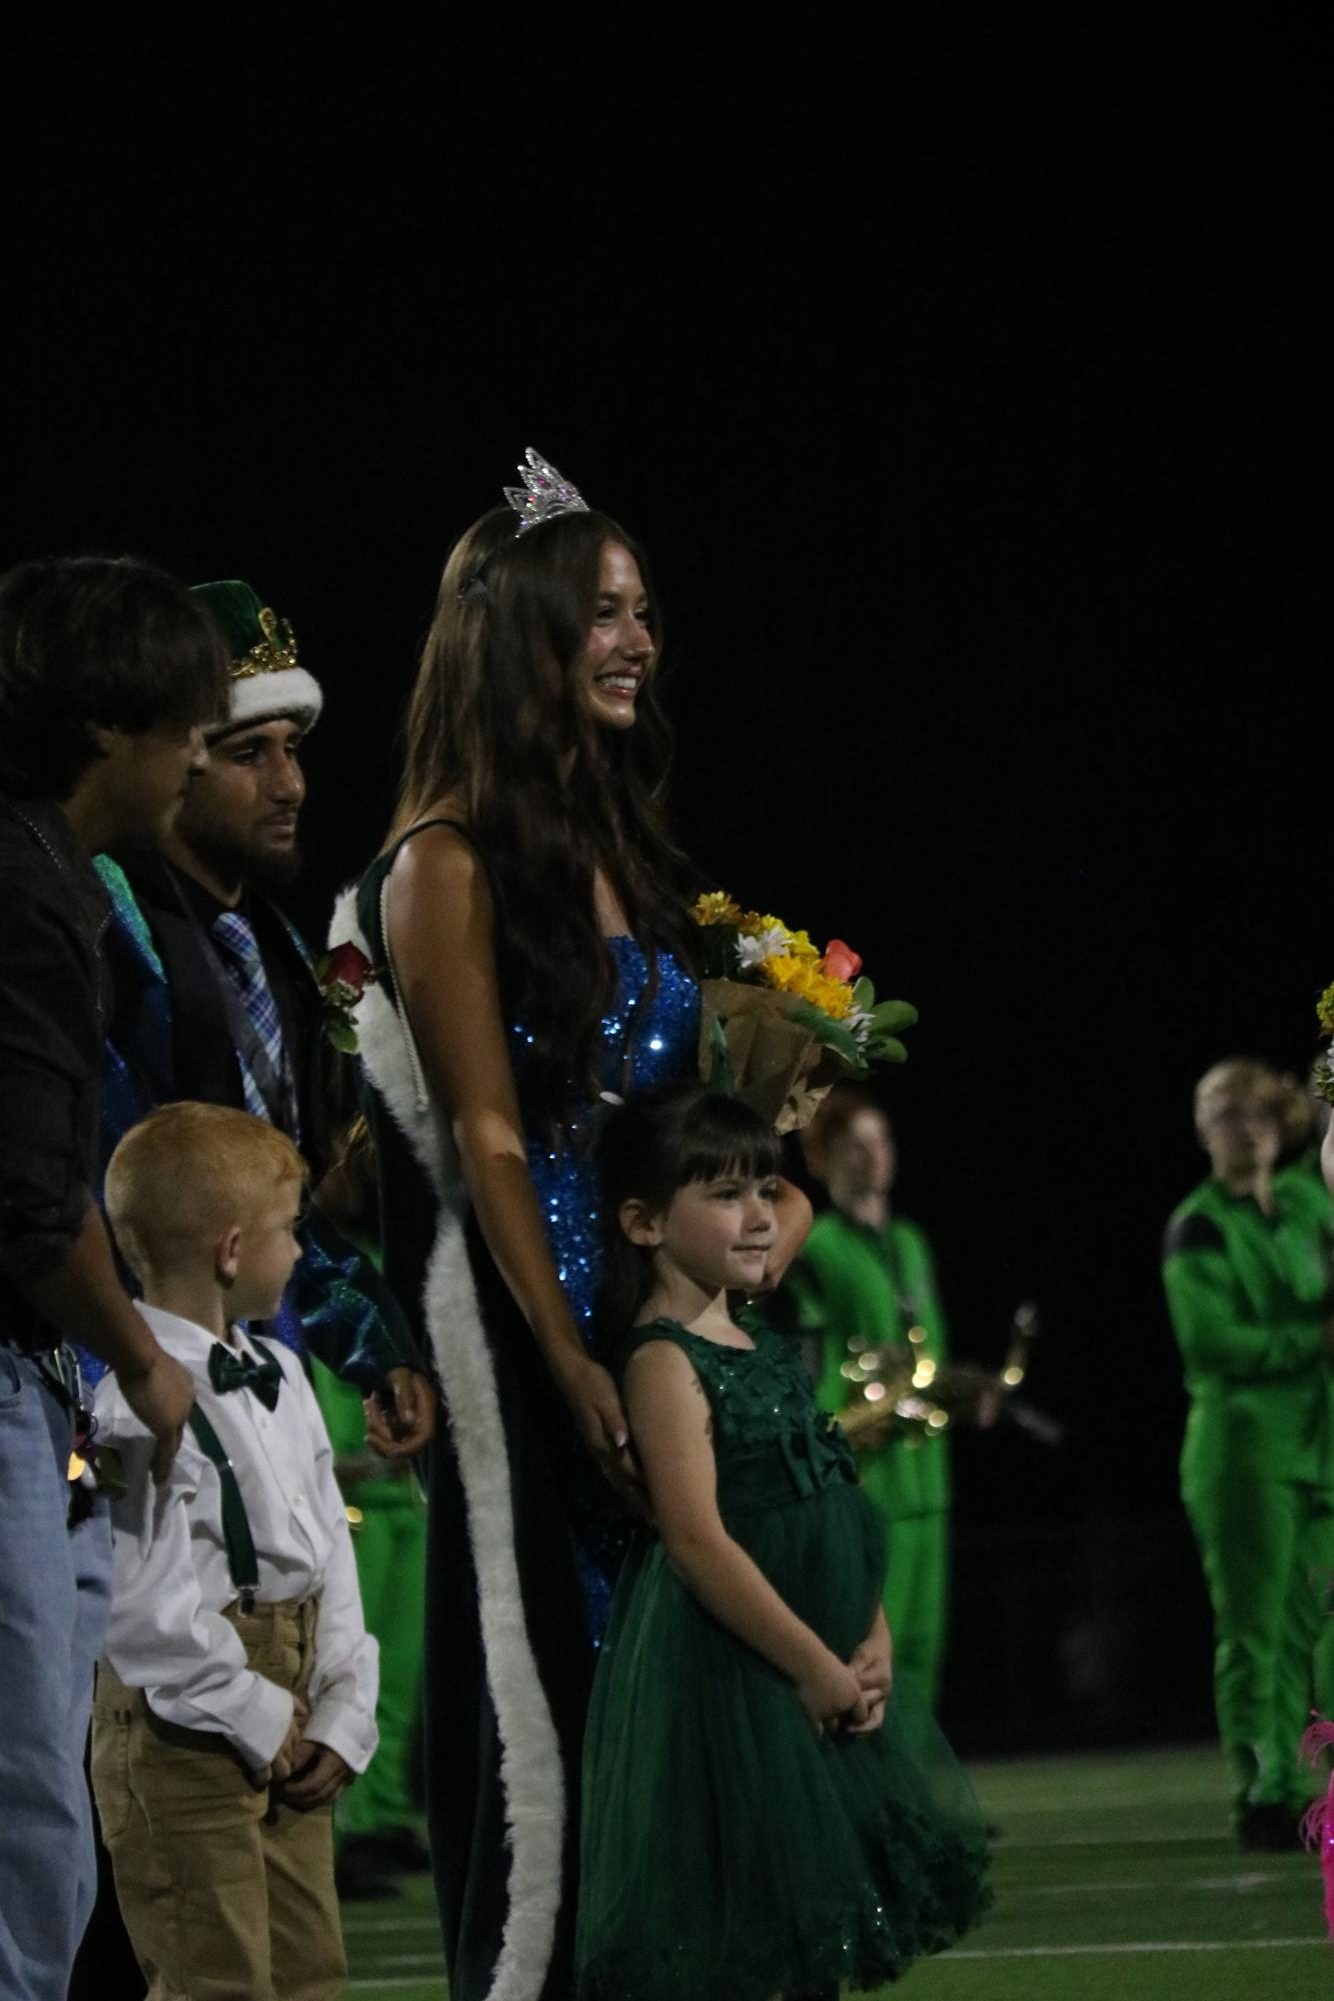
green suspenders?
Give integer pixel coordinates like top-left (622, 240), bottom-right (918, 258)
top-left (186, 1340), bottom-right (276, 1615)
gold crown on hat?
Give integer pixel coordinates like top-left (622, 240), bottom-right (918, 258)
top-left (232, 606), bottom-right (300, 681)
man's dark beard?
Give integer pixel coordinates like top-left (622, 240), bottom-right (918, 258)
top-left (179, 823), bottom-right (303, 895)
top-left (243, 839), bottom-right (303, 892)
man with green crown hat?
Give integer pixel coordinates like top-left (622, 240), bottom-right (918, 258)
top-left (87, 579), bottom-right (435, 1910)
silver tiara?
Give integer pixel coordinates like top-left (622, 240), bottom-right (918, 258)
top-left (503, 447), bottom-right (590, 534)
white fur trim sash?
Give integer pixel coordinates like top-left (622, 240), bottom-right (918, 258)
top-left (331, 882), bottom-right (563, 2001)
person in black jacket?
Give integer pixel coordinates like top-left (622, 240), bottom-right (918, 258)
top-left (0, 554), bottom-right (228, 2001)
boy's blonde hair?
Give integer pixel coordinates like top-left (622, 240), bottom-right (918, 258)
top-left (106, 1102), bottom-right (305, 1280)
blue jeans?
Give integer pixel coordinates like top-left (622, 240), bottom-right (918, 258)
top-left (0, 1345), bottom-right (110, 2000)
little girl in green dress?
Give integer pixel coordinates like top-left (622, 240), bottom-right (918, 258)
top-left (576, 1083), bottom-right (991, 2001)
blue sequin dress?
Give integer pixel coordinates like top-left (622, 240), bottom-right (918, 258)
top-left (522, 936), bottom-right (701, 1638)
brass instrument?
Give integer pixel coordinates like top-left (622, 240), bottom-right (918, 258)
top-left (837, 1300), bottom-right (1061, 1448)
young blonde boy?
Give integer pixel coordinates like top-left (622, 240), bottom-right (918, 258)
top-left (93, 1102), bottom-right (379, 2000)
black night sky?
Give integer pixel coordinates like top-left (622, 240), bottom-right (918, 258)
top-left (4, 19), bottom-right (1324, 1742)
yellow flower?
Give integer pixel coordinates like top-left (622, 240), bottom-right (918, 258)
top-left (693, 891), bottom-right (743, 927)
top-left (761, 954), bottom-right (856, 1019)
top-left (757, 952), bottom-right (803, 993)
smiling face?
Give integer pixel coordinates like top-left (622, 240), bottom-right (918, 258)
top-left (641, 1166), bottom-right (780, 1296)
top-left (174, 717), bottom-right (308, 891)
top-left (572, 541), bottom-right (655, 731)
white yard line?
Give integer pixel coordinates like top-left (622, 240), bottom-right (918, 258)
top-left (343, 1933), bottom-right (1332, 1989)
top-left (1022, 1871), bottom-right (1283, 1896)
top-left (943, 1936), bottom-right (1326, 1960)
top-left (993, 1830), bottom-right (1289, 1849)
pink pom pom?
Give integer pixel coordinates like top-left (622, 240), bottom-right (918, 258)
top-left (1301, 1715), bottom-right (1334, 1942)
top-left (1301, 1717), bottom-right (1334, 1767)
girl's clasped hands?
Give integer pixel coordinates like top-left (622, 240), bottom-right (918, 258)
top-left (800, 1605), bottom-right (893, 1737)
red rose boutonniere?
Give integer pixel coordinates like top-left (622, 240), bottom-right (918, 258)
top-left (315, 942), bottom-right (376, 1053)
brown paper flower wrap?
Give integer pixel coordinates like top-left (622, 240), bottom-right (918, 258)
top-left (699, 980), bottom-right (844, 1134)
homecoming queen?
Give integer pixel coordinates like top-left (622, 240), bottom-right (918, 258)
top-left (342, 455), bottom-right (803, 2001)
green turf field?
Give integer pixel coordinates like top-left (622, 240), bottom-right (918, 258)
top-left (342, 1743), bottom-right (1331, 1999)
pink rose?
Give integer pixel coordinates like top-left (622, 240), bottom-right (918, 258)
top-left (822, 939), bottom-right (862, 984)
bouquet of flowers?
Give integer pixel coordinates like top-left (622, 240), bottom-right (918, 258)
top-left (692, 892), bottom-right (917, 1132)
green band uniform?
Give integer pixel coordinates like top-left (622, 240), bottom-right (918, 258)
top-left (311, 1354), bottom-right (426, 1849)
top-left (1162, 1160), bottom-right (1334, 1817)
top-left (787, 1207), bottom-right (951, 1708)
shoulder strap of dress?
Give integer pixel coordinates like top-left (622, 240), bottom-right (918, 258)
top-left (618, 1317), bottom-right (693, 1368)
top-left (367, 816), bottom-right (484, 892)
top-left (358, 817), bottom-right (485, 966)
top-left (385, 815), bottom-right (481, 864)
top-left (733, 1300), bottom-right (772, 1343)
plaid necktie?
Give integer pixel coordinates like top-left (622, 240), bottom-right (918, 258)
top-left (211, 909), bottom-right (289, 1126)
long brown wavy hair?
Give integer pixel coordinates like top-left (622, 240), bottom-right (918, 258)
top-left (387, 507), bottom-right (699, 1136)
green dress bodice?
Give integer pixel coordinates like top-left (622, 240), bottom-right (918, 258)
top-left (622, 1315), bottom-right (862, 1520)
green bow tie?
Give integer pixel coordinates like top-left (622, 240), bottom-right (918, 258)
top-left (208, 1340), bottom-right (282, 1413)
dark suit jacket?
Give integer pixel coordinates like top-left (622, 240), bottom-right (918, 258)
top-left (93, 849), bottom-right (418, 1388)
top-left (103, 849), bottom-right (339, 1166)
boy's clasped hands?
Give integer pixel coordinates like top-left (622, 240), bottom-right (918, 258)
top-left (798, 1607), bottom-right (893, 1740)
top-left (252, 1694), bottom-right (353, 1809)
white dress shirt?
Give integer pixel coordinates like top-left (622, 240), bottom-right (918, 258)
top-left (97, 1303), bottom-right (379, 1776)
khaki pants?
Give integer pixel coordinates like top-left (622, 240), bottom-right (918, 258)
top-left (91, 1597), bottom-right (347, 2001)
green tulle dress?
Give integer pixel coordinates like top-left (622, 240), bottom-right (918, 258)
top-left (576, 1314), bottom-right (991, 2000)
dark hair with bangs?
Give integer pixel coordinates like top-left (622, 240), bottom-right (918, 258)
top-left (385, 506), bottom-right (699, 1139)
top-left (595, 1082), bottom-right (783, 1345)
top-left (0, 555), bottom-right (229, 798)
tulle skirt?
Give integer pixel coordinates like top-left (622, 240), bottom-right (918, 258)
top-left (576, 1484), bottom-right (991, 1999)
